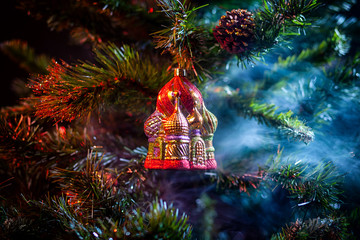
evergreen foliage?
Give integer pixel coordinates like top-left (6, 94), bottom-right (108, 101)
top-left (265, 151), bottom-right (343, 215)
top-left (29, 43), bottom-right (169, 122)
top-left (228, 95), bottom-right (314, 143)
top-left (125, 199), bottom-right (192, 239)
top-left (0, 40), bottom-right (50, 74)
top-left (271, 217), bottom-right (350, 240)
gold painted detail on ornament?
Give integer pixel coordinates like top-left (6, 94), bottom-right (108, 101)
top-left (144, 110), bottom-right (165, 138)
top-left (147, 142), bottom-right (154, 158)
top-left (152, 137), bottom-right (165, 160)
top-left (165, 143), bottom-right (189, 160)
top-left (187, 107), bottom-right (203, 130)
top-left (207, 152), bottom-right (215, 160)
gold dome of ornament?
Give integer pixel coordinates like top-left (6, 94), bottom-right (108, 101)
top-left (187, 106), bottom-right (203, 130)
top-left (144, 109), bottom-right (165, 138)
top-left (163, 92), bottom-right (189, 136)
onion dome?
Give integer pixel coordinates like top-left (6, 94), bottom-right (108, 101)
top-left (187, 106), bottom-right (203, 130)
top-left (156, 69), bottom-right (203, 117)
top-left (201, 104), bottom-right (218, 135)
top-left (144, 109), bottom-right (165, 138)
top-left (163, 92), bottom-right (189, 136)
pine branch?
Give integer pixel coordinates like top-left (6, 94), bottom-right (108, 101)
top-left (45, 198), bottom-right (193, 239)
top-left (265, 150), bottom-right (344, 215)
top-left (271, 217), bottom-right (350, 240)
top-left (249, 0), bottom-right (320, 59)
top-left (210, 170), bottom-right (263, 195)
top-left (153, 0), bottom-right (209, 74)
top-left (1, 101), bottom-right (35, 117)
top-left (273, 29), bottom-right (346, 70)
top-left (32, 151), bottom-right (188, 239)
top-left (35, 196), bottom-right (92, 238)
top-left (0, 113), bottom-right (90, 163)
top-left (0, 40), bottom-right (50, 74)
top-left (0, 112), bottom-right (91, 200)
top-left (263, 0), bottom-right (320, 23)
top-left (125, 199), bottom-right (192, 239)
top-left (0, 203), bottom-right (74, 240)
top-left (212, 0), bottom-right (320, 65)
top-left (228, 94), bottom-right (314, 144)
top-left (51, 150), bottom-right (132, 220)
top-left (326, 52), bottom-right (360, 84)
top-left (29, 43), bottom-right (169, 122)
top-left (255, 0), bottom-right (320, 38)
top-left (50, 148), bottom-right (155, 217)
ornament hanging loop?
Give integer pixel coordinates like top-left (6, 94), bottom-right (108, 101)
top-left (174, 68), bottom-right (187, 77)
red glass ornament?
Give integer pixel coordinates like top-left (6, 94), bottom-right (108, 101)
top-left (144, 69), bottom-right (217, 170)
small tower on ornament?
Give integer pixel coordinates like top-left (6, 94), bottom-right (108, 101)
top-left (163, 92), bottom-right (191, 169)
top-left (188, 107), bottom-right (207, 169)
top-left (144, 68), bottom-right (218, 170)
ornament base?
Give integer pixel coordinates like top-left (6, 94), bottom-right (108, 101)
top-left (144, 157), bottom-right (190, 170)
top-left (145, 157), bottom-right (217, 170)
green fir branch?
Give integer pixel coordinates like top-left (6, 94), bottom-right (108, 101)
top-left (0, 113), bottom-right (91, 201)
top-left (263, 0), bottom-right (320, 23)
top-left (51, 150), bottom-right (131, 220)
top-left (274, 29), bottom-right (346, 70)
top-left (291, 161), bottom-right (343, 213)
top-left (265, 151), bottom-right (344, 215)
top-left (0, 40), bottom-right (50, 74)
top-left (228, 95), bottom-right (314, 144)
top-left (238, 0), bottom-right (319, 64)
top-left (153, 1), bottom-right (231, 80)
top-left (325, 52), bottom-right (360, 84)
top-left (211, 170), bottom-right (263, 195)
top-left (125, 199), bottom-right (192, 239)
top-left (26, 149), bottom-right (157, 239)
top-left (32, 179), bottom-right (190, 239)
top-left (0, 113), bottom-right (90, 163)
top-left (29, 43), bottom-right (169, 122)
top-left (271, 217), bottom-right (350, 240)
top-left (153, 0), bottom-right (206, 73)
top-left (0, 203), bottom-right (73, 239)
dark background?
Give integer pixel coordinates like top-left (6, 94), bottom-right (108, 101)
top-left (0, 1), bottom-right (90, 107)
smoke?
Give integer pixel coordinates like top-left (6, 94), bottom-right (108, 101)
top-left (157, 5), bottom-right (360, 237)
top-left (176, 45), bottom-right (360, 238)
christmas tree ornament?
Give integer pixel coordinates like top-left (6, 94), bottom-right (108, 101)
top-left (144, 68), bottom-right (218, 170)
top-left (213, 9), bottom-right (255, 54)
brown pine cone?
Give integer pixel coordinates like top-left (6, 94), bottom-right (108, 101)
top-left (213, 9), bottom-right (256, 54)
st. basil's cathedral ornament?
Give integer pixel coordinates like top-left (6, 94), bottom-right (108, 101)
top-left (144, 68), bottom-right (218, 170)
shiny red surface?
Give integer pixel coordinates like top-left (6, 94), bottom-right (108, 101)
top-left (156, 76), bottom-right (203, 117)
